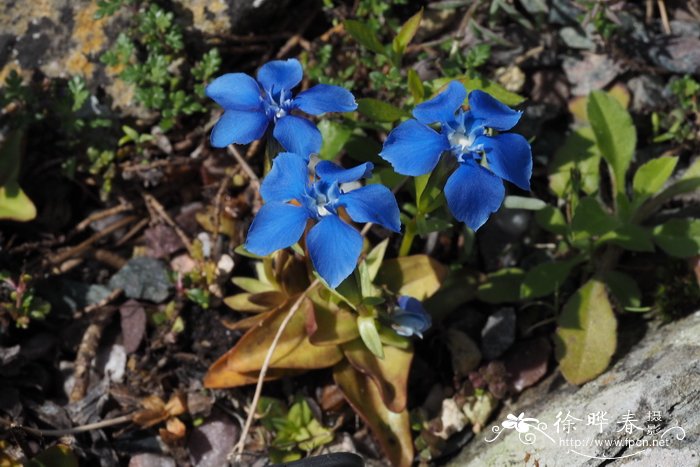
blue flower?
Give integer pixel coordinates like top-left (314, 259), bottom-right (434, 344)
top-left (206, 58), bottom-right (357, 158)
top-left (244, 153), bottom-right (401, 288)
top-left (390, 296), bottom-right (432, 338)
top-left (379, 81), bottom-right (532, 230)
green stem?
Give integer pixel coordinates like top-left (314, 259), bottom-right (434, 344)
top-left (399, 219), bottom-right (417, 257)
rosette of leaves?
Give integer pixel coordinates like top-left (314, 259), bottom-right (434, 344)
top-left (478, 88), bottom-right (700, 385)
top-left (206, 241), bottom-right (447, 466)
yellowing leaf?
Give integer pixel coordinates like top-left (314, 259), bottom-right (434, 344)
top-left (223, 291), bottom-right (286, 312)
top-left (205, 297), bottom-right (343, 381)
top-left (555, 280), bottom-right (617, 385)
top-left (0, 181), bottom-right (36, 222)
top-left (392, 8), bottom-right (423, 57)
top-left (342, 338), bottom-right (413, 413)
top-left (308, 303), bottom-right (359, 346)
top-left (376, 255), bottom-right (447, 300)
top-left (333, 361), bottom-right (413, 467)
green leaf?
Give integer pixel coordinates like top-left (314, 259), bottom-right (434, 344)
top-left (600, 271), bottom-right (642, 311)
top-left (376, 255), bottom-right (448, 300)
top-left (555, 279), bottom-right (617, 385)
top-left (415, 214), bottom-right (452, 236)
top-left (535, 205), bottom-right (568, 235)
top-left (632, 156), bottom-right (678, 202)
top-left (520, 256), bottom-right (584, 299)
top-left (0, 181), bottom-right (37, 222)
top-left (652, 218), bottom-right (700, 257)
top-left (333, 361), bottom-right (413, 467)
top-left (0, 129), bottom-right (23, 186)
top-left (357, 316), bottom-right (384, 358)
top-left (392, 8), bottom-right (423, 57)
top-left (571, 197), bottom-right (620, 239)
top-left (357, 98), bottom-right (407, 122)
top-left (344, 20), bottom-right (385, 54)
top-left (649, 158), bottom-right (700, 207)
top-left (432, 75), bottom-right (524, 106)
top-left (365, 238), bottom-right (389, 282)
top-left (232, 276), bottom-right (276, 294)
top-left (502, 195), bottom-right (546, 210)
top-left (598, 224), bottom-right (654, 252)
top-left (223, 291), bottom-right (286, 312)
top-left (407, 68), bottom-right (424, 102)
top-left (318, 120), bottom-right (352, 160)
top-left (549, 127), bottom-right (601, 198)
top-left (587, 90), bottom-right (636, 195)
top-left (476, 268), bottom-right (525, 303)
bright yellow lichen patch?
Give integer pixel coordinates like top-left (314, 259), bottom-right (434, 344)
top-left (65, 49), bottom-right (94, 76)
top-left (73, 2), bottom-right (109, 56)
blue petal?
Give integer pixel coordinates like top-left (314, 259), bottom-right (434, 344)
top-left (293, 84), bottom-right (357, 115)
top-left (477, 133), bottom-right (532, 191)
top-left (339, 184), bottom-right (401, 232)
top-left (412, 81), bottom-right (466, 125)
top-left (379, 120), bottom-right (449, 176)
top-left (206, 73), bottom-right (262, 111)
top-left (306, 215), bottom-right (363, 288)
top-left (444, 159), bottom-right (505, 230)
top-left (257, 59), bottom-right (303, 94)
top-left (397, 296), bottom-right (427, 315)
top-left (260, 152), bottom-right (309, 203)
top-left (210, 110), bottom-right (269, 147)
top-left (245, 202), bottom-right (309, 256)
top-left (468, 90), bottom-right (522, 131)
top-left (315, 161), bottom-right (373, 184)
top-left (273, 115), bottom-right (322, 159)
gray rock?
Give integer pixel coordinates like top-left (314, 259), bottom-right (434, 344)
top-left (174, 0), bottom-right (294, 36)
top-left (563, 53), bottom-right (620, 96)
top-left (628, 75), bottom-right (665, 112)
top-left (188, 411), bottom-right (239, 467)
top-left (449, 311), bottom-right (700, 466)
top-left (648, 37), bottom-right (700, 75)
top-left (559, 26), bottom-right (596, 50)
top-left (128, 454), bottom-right (176, 467)
top-left (109, 257), bottom-right (172, 303)
top-left (481, 308), bottom-right (516, 360)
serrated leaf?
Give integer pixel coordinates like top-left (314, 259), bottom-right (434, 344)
top-left (392, 8), bottom-right (423, 57)
top-left (503, 196), bottom-right (546, 210)
top-left (600, 271), bottom-right (642, 311)
top-left (652, 218), bottom-right (700, 257)
top-left (0, 181), bottom-right (36, 222)
top-left (535, 205), bottom-right (568, 235)
top-left (333, 361), bottom-right (413, 467)
top-left (407, 68), bottom-right (424, 102)
top-left (587, 90), bottom-right (636, 195)
top-left (357, 98), bottom-right (408, 122)
top-left (549, 126), bottom-right (601, 198)
top-left (476, 268), bottom-right (525, 303)
top-left (571, 197), bottom-right (620, 239)
top-left (632, 156), bottom-right (678, 203)
top-left (342, 338), bottom-right (413, 413)
top-left (599, 224), bottom-right (654, 252)
top-left (520, 256), bottom-right (584, 299)
top-left (376, 255), bottom-right (448, 300)
top-left (318, 120), bottom-right (353, 160)
top-left (344, 20), bottom-right (385, 54)
top-left (357, 316), bottom-right (384, 358)
top-left (555, 279), bottom-right (617, 385)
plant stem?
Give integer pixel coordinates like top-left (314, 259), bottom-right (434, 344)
top-left (229, 279), bottom-right (320, 461)
top-left (399, 219), bottom-right (417, 257)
